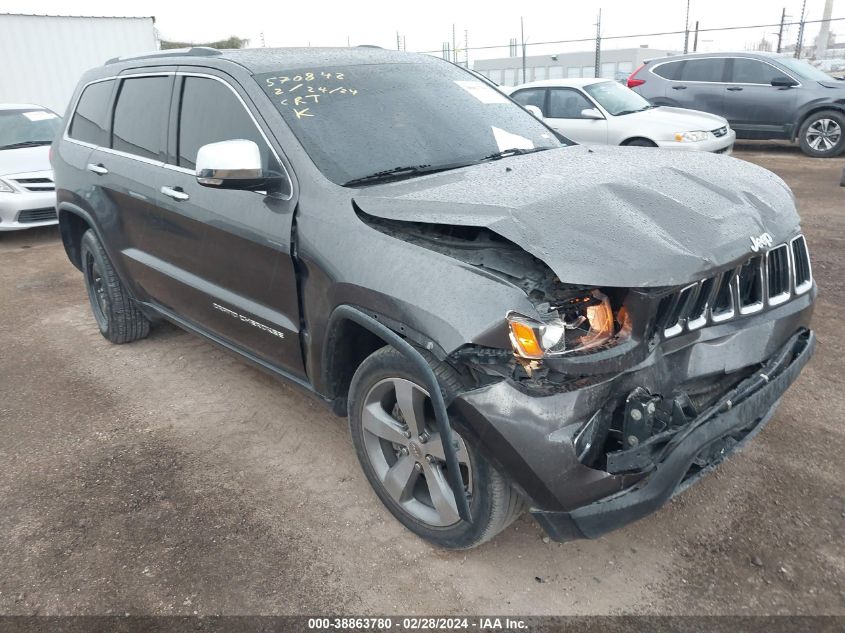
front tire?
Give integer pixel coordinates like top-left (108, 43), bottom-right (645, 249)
top-left (80, 229), bottom-right (150, 344)
top-left (348, 346), bottom-right (524, 549)
top-left (798, 110), bottom-right (845, 157)
top-left (623, 138), bottom-right (657, 147)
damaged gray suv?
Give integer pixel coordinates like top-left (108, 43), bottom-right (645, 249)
top-left (53, 47), bottom-right (816, 549)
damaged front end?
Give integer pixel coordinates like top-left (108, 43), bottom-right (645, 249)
top-left (354, 191), bottom-right (816, 541)
top-left (443, 233), bottom-right (817, 541)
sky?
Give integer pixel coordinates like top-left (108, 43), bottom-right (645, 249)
top-left (1, 0), bottom-right (838, 62)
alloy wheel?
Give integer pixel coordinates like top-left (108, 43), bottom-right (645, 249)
top-left (360, 377), bottom-right (472, 527)
top-left (806, 118), bottom-right (842, 153)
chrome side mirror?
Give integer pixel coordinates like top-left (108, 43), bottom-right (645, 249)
top-left (580, 108), bottom-right (604, 120)
top-left (524, 105), bottom-right (544, 120)
top-left (195, 139), bottom-right (278, 191)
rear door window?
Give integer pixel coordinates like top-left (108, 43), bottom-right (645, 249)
top-left (678, 58), bottom-right (727, 82)
top-left (68, 80), bottom-right (115, 146)
top-left (510, 88), bottom-right (546, 115)
top-left (730, 58), bottom-right (784, 84)
top-left (111, 76), bottom-right (171, 160)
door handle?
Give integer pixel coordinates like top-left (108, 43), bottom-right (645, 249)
top-left (86, 163), bottom-right (108, 175)
top-left (727, 86), bottom-right (744, 91)
top-left (160, 186), bottom-right (190, 202)
top-left (671, 85), bottom-right (687, 90)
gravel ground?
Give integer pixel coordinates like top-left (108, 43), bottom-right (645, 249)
top-left (0, 143), bottom-right (843, 616)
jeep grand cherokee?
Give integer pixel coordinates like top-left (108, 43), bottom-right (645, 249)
top-left (52, 47), bottom-right (816, 549)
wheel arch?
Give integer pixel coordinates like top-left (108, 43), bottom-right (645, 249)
top-left (793, 103), bottom-right (845, 141)
top-left (620, 136), bottom-right (658, 147)
top-left (321, 305), bottom-right (450, 409)
top-left (57, 202), bottom-right (96, 271)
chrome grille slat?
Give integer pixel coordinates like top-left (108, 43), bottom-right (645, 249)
top-left (661, 234), bottom-right (812, 338)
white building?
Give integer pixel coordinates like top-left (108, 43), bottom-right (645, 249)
top-left (0, 13), bottom-right (158, 114)
top-left (473, 46), bottom-right (680, 86)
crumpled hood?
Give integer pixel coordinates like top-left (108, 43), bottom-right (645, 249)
top-left (353, 145), bottom-right (800, 287)
top-left (0, 145), bottom-right (51, 177)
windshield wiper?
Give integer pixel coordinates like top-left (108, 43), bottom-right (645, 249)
top-left (0, 140), bottom-right (53, 150)
top-left (342, 147), bottom-right (554, 187)
top-left (614, 106), bottom-right (653, 116)
top-left (343, 164), bottom-right (447, 187)
top-left (478, 147), bottom-right (552, 162)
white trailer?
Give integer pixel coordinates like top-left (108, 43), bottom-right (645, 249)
top-left (0, 13), bottom-right (158, 114)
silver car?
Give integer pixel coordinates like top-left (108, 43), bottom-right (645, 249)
top-left (508, 78), bottom-right (735, 153)
top-left (0, 104), bottom-right (62, 231)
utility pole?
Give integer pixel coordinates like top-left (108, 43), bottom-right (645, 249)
top-left (776, 7), bottom-right (786, 53)
top-left (683, 0), bottom-right (691, 54)
top-left (464, 29), bottom-right (469, 68)
top-left (520, 17), bottom-right (526, 84)
top-left (396, 31), bottom-right (401, 51)
top-left (594, 9), bottom-right (602, 79)
top-left (453, 24), bottom-right (457, 63)
top-left (795, 0), bottom-right (807, 58)
top-left (693, 20), bottom-right (700, 52)
top-left (817, 0), bottom-right (835, 58)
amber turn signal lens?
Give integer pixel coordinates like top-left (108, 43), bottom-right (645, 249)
top-left (509, 321), bottom-right (544, 359)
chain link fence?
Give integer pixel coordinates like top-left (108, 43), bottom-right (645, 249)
top-left (417, 15), bottom-right (845, 85)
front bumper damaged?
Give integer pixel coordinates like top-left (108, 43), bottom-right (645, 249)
top-left (452, 289), bottom-right (815, 542)
top-left (533, 328), bottom-right (814, 541)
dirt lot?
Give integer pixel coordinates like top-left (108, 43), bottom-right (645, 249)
top-left (1, 143), bottom-right (843, 616)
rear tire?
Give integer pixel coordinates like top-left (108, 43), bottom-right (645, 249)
top-left (348, 346), bottom-right (524, 549)
top-left (80, 229), bottom-right (150, 344)
top-left (798, 110), bottom-right (845, 157)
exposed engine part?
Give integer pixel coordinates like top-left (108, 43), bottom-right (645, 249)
top-left (355, 206), bottom-right (591, 305)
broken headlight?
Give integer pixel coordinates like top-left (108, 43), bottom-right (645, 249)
top-left (507, 290), bottom-right (617, 359)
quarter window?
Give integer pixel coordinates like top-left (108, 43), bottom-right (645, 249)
top-left (68, 80), bottom-right (114, 146)
top-left (730, 58), bottom-right (783, 84)
top-left (112, 76), bottom-right (171, 160)
top-left (547, 89), bottom-right (594, 119)
top-left (653, 60), bottom-right (683, 80)
top-left (678, 58), bottom-right (726, 82)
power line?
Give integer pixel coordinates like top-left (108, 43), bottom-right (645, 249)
top-left (415, 16), bottom-right (845, 55)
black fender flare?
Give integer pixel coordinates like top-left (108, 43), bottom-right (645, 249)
top-left (793, 102), bottom-right (845, 140)
top-left (330, 304), bottom-right (472, 522)
top-left (57, 201), bottom-right (101, 270)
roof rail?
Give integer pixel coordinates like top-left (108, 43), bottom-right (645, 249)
top-left (105, 46), bottom-right (221, 65)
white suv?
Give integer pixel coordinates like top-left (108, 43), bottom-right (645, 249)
top-left (0, 104), bottom-right (62, 231)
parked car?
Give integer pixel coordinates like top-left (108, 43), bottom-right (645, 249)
top-left (0, 104), bottom-right (61, 231)
top-left (507, 78), bottom-right (735, 153)
top-left (628, 52), bottom-right (845, 157)
top-left (53, 47), bottom-right (815, 549)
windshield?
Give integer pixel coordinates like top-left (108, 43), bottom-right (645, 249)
top-left (255, 61), bottom-right (564, 185)
top-left (774, 56), bottom-right (836, 82)
top-left (0, 109), bottom-right (62, 150)
top-left (583, 81), bottom-right (651, 116)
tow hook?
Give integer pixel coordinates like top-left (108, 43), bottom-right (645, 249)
top-left (623, 387), bottom-right (660, 448)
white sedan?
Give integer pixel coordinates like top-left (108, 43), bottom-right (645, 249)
top-left (506, 78), bottom-right (735, 153)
